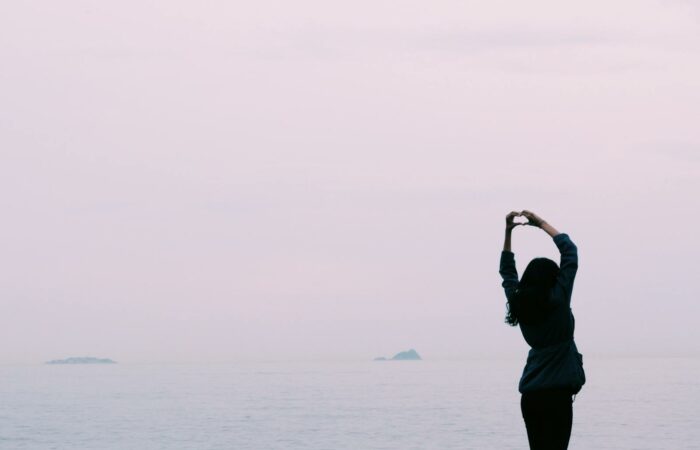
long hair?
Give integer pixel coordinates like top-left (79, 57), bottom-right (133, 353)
top-left (505, 257), bottom-right (559, 326)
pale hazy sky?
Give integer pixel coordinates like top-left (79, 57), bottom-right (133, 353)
top-left (1, 1), bottom-right (699, 363)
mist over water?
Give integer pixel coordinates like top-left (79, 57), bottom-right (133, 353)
top-left (2, 357), bottom-right (698, 449)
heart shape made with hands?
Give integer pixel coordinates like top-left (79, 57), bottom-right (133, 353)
top-left (511, 213), bottom-right (533, 226)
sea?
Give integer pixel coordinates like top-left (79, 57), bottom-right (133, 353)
top-left (1, 357), bottom-right (698, 449)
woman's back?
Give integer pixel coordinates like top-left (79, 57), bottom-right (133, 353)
top-left (517, 233), bottom-right (578, 349)
top-left (500, 231), bottom-right (584, 393)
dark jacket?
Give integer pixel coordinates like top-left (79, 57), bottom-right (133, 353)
top-left (499, 233), bottom-right (586, 394)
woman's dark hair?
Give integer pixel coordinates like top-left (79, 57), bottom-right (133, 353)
top-left (505, 257), bottom-right (559, 326)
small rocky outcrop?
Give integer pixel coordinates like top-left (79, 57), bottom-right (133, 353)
top-left (373, 349), bottom-right (422, 361)
top-left (46, 357), bottom-right (117, 365)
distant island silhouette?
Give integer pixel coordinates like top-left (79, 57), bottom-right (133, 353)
top-left (45, 357), bottom-right (117, 365)
top-left (374, 349), bottom-right (422, 361)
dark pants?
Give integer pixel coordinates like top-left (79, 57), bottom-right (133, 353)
top-left (521, 389), bottom-right (573, 450)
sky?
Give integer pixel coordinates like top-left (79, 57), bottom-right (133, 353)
top-left (1, 0), bottom-right (699, 363)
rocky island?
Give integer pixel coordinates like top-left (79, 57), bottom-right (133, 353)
top-left (374, 349), bottom-right (422, 361)
top-left (45, 357), bottom-right (117, 365)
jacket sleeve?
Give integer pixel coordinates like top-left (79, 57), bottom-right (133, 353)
top-left (552, 233), bottom-right (578, 305)
top-left (499, 251), bottom-right (519, 301)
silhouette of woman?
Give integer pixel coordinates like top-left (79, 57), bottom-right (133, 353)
top-left (499, 210), bottom-right (586, 450)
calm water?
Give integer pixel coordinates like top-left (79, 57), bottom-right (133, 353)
top-left (1, 357), bottom-right (698, 449)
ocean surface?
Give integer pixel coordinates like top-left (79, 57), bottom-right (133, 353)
top-left (1, 357), bottom-right (698, 449)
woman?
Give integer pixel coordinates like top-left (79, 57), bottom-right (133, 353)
top-left (499, 210), bottom-right (586, 450)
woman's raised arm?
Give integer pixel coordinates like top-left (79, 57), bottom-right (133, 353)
top-left (521, 210), bottom-right (578, 303)
top-left (500, 211), bottom-right (522, 300)
top-left (520, 210), bottom-right (560, 237)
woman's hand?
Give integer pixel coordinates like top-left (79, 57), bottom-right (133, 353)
top-left (503, 211), bottom-right (521, 252)
top-left (522, 210), bottom-right (560, 237)
top-left (521, 210), bottom-right (546, 228)
top-left (505, 211), bottom-right (523, 232)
